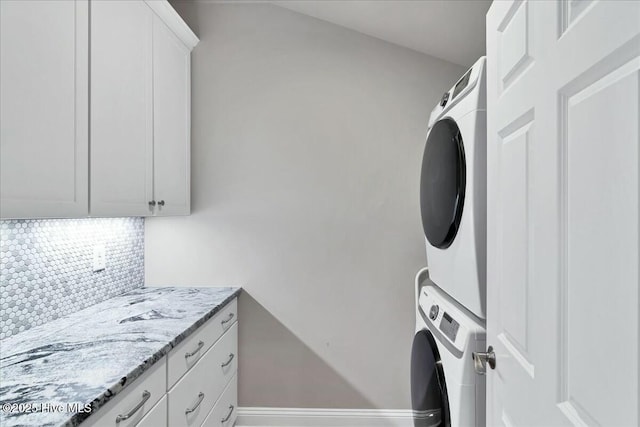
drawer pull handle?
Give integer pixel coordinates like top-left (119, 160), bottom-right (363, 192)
top-left (221, 405), bottom-right (235, 423)
top-left (115, 390), bottom-right (150, 423)
top-left (185, 340), bottom-right (205, 359)
top-left (221, 313), bottom-right (235, 326)
top-left (221, 353), bottom-right (235, 368)
top-left (185, 392), bottom-right (205, 415)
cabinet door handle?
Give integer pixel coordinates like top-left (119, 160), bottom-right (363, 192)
top-left (185, 340), bottom-right (205, 359)
top-left (157, 200), bottom-right (165, 206)
top-left (185, 392), bottom-right (205, 415)
top-left (221, 405), bottom-right (235, 423)
top-left (221, 312), bottom-right (234, 326)
top-left (221, 353), bottom-right (235, 368)
top-left (115, 390), bottom-right (150, 423)
top-left (148, 200), bottom-right (156, 207)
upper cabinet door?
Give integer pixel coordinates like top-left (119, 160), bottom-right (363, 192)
top-left (0, 0), bottom-right (89, 219)
top-left (152, 16), bottom-right (191, 216)
top-left (91, 0), bottom-right (154, 217)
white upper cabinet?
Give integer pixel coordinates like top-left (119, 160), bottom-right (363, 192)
top-left (152, 15), bottom-right (191, 216)
top-left (0, 0), bottom-right (89, 219)
top-left (0, 0), bottom-right (197, 219)
top-left (90, 0), bottom-right (155, 217)
top-left (91, 0), bottom-right (197, 217)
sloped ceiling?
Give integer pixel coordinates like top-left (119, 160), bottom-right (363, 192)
top-left (272, 0), bottom-right (492, 67)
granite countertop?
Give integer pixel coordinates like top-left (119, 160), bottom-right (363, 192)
top-left (0, 286), bottom-right (241, 427)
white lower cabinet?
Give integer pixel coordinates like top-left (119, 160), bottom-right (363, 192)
top-left (168, 322), bottom-right (239, 427)
top-left (84, 298), bottom-right (238, 427)
top-left (137, 395), bottom-right (167, 427)
top-left (202, 374), bottom-right (238, 427)
top-left (167, 299), bottom-right (238, 389)
top-left (84, 358), bottom-right (167, 427)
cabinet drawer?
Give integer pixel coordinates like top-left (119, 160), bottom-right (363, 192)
top-left (168, 298), bottom-right (237, 388)
top-left (136, 395), bottom-right (167, 427)
top-left (202, 373), bottom-right (237, 427)
top-left (168, 322), bottom-right (238, 427)
top-left (84, 358), bottom-right (167, 427)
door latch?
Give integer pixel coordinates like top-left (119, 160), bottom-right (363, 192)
top-left (472, 345), bottom-right (496, 375)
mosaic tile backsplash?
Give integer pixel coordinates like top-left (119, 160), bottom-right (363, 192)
top-left (0, 218), bottom-right (144, 340)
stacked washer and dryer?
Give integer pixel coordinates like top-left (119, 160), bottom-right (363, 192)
top-left (411, 57), bottom-right (488, 427)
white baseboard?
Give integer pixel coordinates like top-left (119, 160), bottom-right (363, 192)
top-left (235, 407), bottom-right (414, 427)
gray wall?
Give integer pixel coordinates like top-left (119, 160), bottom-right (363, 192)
top-left (146, 1), bottom-right (464, 409)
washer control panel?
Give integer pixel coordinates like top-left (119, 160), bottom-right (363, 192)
top-left (418, 285), bottom-right (478, 353)
top-left (439, 311), bottom-right (460, 342)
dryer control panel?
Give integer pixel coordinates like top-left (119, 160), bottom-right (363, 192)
top-left (426, 56), bottom-right (486, 130)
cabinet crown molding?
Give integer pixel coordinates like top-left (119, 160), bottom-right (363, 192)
top-left (144, 0), bottom-right (199, 50)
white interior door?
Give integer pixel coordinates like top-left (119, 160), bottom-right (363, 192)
top-left (486, 1), bottom-right (639, 426)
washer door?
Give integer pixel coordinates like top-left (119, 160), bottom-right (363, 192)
top-left (411, 329), bottom-right (450, 427)
top-left (420, 118), bottom-right (466, 249)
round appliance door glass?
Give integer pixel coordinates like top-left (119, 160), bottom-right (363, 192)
top-left (420, 118), bottom-right (466, 249)
top-left (411, 329), bottom-right (450, 427)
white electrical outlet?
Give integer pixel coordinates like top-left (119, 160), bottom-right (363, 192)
top-left (92, 243), bottom-right (106, 272)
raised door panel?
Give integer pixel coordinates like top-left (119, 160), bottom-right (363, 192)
top-left (152, 16), bottom-right (191, 216)
top-left (91, 0), bottom-right (154, 217)
top-left (0, 0), bottom-right (88, 219)
top-left (560, 56), bottom-right (639, 427)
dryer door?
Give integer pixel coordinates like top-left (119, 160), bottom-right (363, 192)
top-left (411, 329), bottom-right (450, 427)
top-left (420, 118), bottom-right (466, 249)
